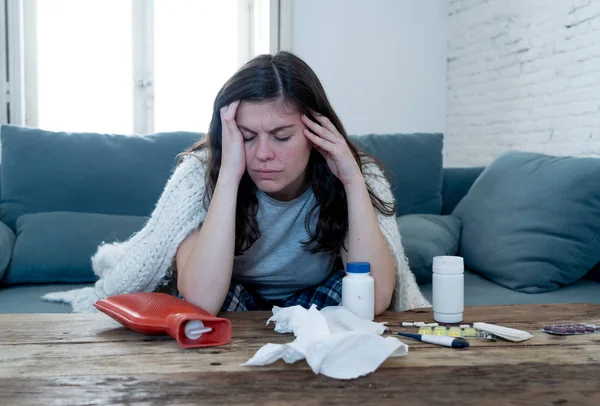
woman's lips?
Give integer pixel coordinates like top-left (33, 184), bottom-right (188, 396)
top-left (253, 169), bottom-right (282, 179)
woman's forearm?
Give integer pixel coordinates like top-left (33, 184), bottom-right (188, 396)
top-left (176, 174), bottom-right (239, 315)
top-left (342, 180), bottom-right (396, 315)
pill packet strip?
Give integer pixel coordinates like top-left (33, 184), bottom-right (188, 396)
top-left (395, 326), bottom-right (479, 338)
top-left (393, 322), bottom-right (503, 339)
top-left (541, 323), bottom-right (598, 336)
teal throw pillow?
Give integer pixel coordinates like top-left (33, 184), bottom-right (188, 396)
top-left (4, 211), bottom-right (147, 284)
top-left (0, 220), bottom-right (16, 280)
top-left (453, 151), bottom-right (600, 293)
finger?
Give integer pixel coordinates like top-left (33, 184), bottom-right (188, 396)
top-left (220, 109), bottom-right (234, 136)
top-left (221, 100), bottom-right (241, 121)
top-left (301, 114), bottom-right (336, 142)
top-left (221, 101), bottom-right (241, 124)
top-left (224, 116), bottom-right (239, 137)
top-left (310, 112), bottom-right (340, 137)
top-left (221, 102), bottom-right (242, 139)
top-left (304, 128), bottom-right (334, 152)
top-left (229, 100), bottom-right (241, 115)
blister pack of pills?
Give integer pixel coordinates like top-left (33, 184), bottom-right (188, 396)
top-left (541, 323), bottom-right (598, 335)
top-left (399, 322), bottom-right (479, 338)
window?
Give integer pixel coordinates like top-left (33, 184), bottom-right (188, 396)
top-left (1, 0), bottom-right (290, 134)
top-left (152, 0), bottom-right (244, 134)
top-left (33, 0), bottom-right (135, 134)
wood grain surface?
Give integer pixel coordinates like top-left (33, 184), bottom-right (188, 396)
top-left (1, 303), bottom-right (599, 405)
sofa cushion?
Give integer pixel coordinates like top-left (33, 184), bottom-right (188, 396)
top-left (350, 133), bottom-right (444, 215)
top-left (453, 151), bottom-right (600, 293)
top-left (0, 125), bottom-right (201, 229)
top-left (397, 214), bottom-right (462, 284)
top-left (0, 220), bottom-right (15, 280)
top-left (0, 283), bottom-right (92, 313)
top-left (3, 211), bottom-right (147, 284)
top-left (441, 167), bottom-right (485, 215)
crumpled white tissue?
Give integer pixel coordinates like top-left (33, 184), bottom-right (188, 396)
top-left (241, 305), bottom-right (408, 379)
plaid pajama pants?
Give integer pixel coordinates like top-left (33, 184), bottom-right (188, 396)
top-left (178, 270), bottom-right (344, 312)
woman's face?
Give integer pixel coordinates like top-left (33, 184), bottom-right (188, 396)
top-left (235, 99), bottom-right (312, 201)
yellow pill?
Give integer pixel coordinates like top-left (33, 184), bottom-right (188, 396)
top-left (448, 327), bottom-right (462, 337)
top-left (418, 327), bottom-right (433, 335)
top-left (433, 327), bottom-right (447, 336)
top-left (463, 328), bottom-right (478, 337)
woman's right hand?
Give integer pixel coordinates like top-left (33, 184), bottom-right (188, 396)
top-left (219, 100), bottom-right (246, 182)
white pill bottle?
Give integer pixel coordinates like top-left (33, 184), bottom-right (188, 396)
top-left (342, 262), bottom-right (375, 321)
top-left (432, 256), bottom-right (464, 323)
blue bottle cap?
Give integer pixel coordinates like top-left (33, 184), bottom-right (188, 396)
top-left (346, 262), bottom-right (371, 273)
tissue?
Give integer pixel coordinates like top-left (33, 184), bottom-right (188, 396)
top-left (242, 305), bottom-right (408, 379)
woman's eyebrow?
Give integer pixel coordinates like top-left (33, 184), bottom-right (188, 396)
top-left (238, 124), bottom-right (295, 135)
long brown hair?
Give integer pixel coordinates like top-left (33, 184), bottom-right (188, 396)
top-left (182, 52), bottom-right (394, 256)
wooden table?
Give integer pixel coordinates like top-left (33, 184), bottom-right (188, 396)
top-left (1, 303), bottom-right (600, 405)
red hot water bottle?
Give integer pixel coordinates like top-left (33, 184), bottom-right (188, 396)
top-left (94, 292), bottom-right (232, 348)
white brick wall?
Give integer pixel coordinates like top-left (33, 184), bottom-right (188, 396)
top-left (446, 0), bottom-right (600, 167)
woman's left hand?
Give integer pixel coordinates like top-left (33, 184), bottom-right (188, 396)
top-left (301, 113), bottom-right (363, 186)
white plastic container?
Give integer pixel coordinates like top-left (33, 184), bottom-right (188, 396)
top-left (432, 256), bottom-right (464, 323)
top-left (342, 262), bottom-right (375, 321)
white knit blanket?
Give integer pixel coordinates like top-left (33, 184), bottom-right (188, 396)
top-left (42, 151), bottom-right (430, 312)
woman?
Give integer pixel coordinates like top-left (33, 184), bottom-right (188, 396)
top-left (176, 51), bottom-right (424, 316)
top-left (42, 52), bottom-right (428, 314)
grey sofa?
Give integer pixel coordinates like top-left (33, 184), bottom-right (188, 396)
top-left (0, 125), bottom-right (598, 313)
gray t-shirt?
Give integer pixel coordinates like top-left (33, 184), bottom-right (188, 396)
top-left (232, 187), bottom-right (336, 300)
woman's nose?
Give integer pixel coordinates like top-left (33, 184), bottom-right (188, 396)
top-left (255, 136), bottom-right (275, 160)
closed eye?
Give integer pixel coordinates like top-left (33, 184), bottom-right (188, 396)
top-left (241, 134), bottom-right (291, 142)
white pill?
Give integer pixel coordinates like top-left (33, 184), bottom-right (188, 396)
top-left (401, 322), bottom-right (413, 327)
top-left (414, 322), bottom-right (426, 327)
top-left (426, 323), bottom-right (439, 327)
top-left (460, 324), bottom-right (471, 329)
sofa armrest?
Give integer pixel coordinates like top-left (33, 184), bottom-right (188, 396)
top-left (0, 220), bottom-right (15, 281)
top-left (441, 167), bottom-right (485, 214)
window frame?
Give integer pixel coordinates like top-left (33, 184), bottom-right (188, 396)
top-left (1, 0), bottom-right (26, 126)
top-left (1, 0), bottom-right (292, 132)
